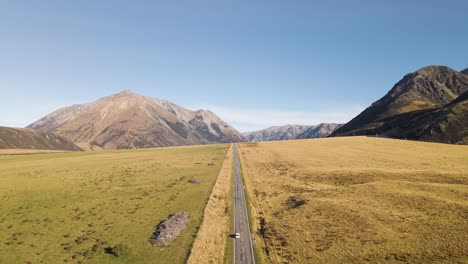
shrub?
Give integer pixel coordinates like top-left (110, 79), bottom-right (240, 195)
top-left (105, 243), bottom-right (129, 257)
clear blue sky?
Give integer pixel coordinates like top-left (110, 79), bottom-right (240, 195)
top-left (1, 0), bottom-right (467, 132)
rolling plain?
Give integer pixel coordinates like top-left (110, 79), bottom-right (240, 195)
top-left (238, 137), bottom-right (468, 263)
top-left (0, 144), bottom-right (228, 264)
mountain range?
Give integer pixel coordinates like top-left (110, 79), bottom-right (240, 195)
top-left (243, 123), bottom-right (342, 142)
top-left (332, 66), bottom-right (468, 144)
top-left (2, 65), bottom-right (466, 150)
top-left (28, 90), bottom-right (245, 149)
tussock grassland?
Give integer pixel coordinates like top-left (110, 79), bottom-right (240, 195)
top-left (187, 144), bottom-right (233, 264)
top-left (238, 137), bottom-right (468, 263)
top-left (0, 145), bottom-right (228, 264)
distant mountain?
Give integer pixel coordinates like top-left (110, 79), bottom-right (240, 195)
top-left (243, 125), bottom-right (312, 142)
top-left (244, 123), bottom-right (341, 142)
top-left (332, 65), bottom-right (468, 144)
top-left (0, 126), bottom-right (82, 151)
top-left (297, 123), bottom-right (343, 139)
top-left (462, 68), bottom-right (468, 75)
top-left (28, 90), bottom-right (245, 149)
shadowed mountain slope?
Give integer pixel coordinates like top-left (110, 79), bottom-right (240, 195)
top-left (369, 91), bottom-right (468, 144)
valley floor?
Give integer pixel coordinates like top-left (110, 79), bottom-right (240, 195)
top-left (238, 137), bottom-right (468, 263)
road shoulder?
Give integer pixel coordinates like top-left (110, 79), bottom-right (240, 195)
top-left (186, 144), bottom-right (234, 264)
top-left (237, 143), bottom-right (266, 264)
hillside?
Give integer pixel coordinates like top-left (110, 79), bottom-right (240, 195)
top-left (0, 126), bottom-right (82, 151)
top-left (462, 68), bottom-right (468, 75)
top-left (244, 123), bottom-right (341, 142)
top-left (332, 65), bottom-right (468, 143)
top-left (375, 91), bottom-right (468, 144)
top-left (28, 90), bottom-right (245, 149)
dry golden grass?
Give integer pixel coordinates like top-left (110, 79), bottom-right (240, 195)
top-left (238, 137), bottom-right (468, 264)
top-left (187, 144), bottom-right (233, 264)
top-left (397, 100), bottom-right (436, 114)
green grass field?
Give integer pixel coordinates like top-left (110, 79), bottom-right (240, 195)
top-left (0, 145), bottom-right (228, 264)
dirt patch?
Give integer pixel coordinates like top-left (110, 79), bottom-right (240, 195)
top-left (188, 178), bottom-right (201, 184)
top-left (150, 212), bottom-right (190, 246)
top-left (284, 196), bottom-right (307, 210)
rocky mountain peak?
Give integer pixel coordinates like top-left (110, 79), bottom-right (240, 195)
top-left (28, 92), bottom-right (245, 149)
top-left (114, 89), bottom-right (136, 96)
top-left (414, 65), bottom-right (451, 76)
top-left (104, 90), bottom-right (145, 103)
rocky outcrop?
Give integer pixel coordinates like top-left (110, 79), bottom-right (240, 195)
top-left (150, 212), bottom-right (190, 246)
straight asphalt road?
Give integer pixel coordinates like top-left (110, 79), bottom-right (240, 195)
top-left (232, 144), bottom-right (256, 264)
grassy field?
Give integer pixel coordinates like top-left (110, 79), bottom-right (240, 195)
top-left (238, 137), bottom-right (468, 264)
top-left (0, 144), bottom-right (228, 264)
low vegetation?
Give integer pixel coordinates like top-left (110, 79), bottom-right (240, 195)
top-left (0, 144), bottom-right (228, 263)
top-left (239, 137), bottom-right (468, 263)
top-left (187, 144), bottom-right (233, 264)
